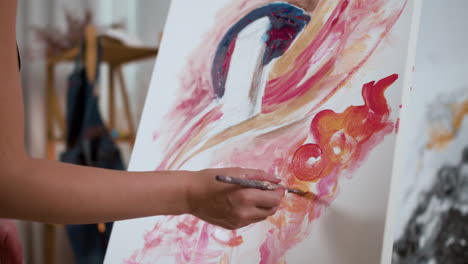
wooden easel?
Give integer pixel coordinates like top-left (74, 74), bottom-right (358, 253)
top-left (44, 25), bottom-right (158, 264)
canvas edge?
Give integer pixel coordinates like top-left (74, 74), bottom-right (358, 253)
top-left (379, 0), bottom-right (424, 263)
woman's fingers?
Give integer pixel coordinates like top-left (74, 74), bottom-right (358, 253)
top-left (245, 209), bottom-right (279, 226)
top-left (227, 167), bottom-right (281, 184)
top-left (253, 206), bottom-right (279, 219)
top-left (227, 188), bottom-right (284, 227)
top-left (237, 188), bottom-right (285, 208)
top-left (189, 168), bottom-right (286, 231)
top-left (242, 169), bottom-right (281, 184)
top-left (229, 206), bottom-right (279, 229)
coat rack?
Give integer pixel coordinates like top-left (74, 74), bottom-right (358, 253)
top-left (44, 24), bottom-right (158, 264)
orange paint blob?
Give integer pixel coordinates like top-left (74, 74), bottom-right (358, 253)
top-left (292, 74), bottom-right (398, 182)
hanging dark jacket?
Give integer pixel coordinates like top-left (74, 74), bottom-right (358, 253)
top-left (61, 40), bottom-right (124, 264)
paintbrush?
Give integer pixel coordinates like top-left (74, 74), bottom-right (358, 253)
top-left (215, 175), bottom-right (313, 197)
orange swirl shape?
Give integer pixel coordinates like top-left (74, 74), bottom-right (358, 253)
top-left (292, 74), bottom-right (398, 182)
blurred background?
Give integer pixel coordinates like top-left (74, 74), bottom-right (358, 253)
top-left (16, 1), bottom-right (171, 263)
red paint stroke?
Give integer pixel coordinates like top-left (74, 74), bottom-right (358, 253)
top-left (157, 107), bottom-right (223, 170)
top-left (262, 0), bottom-right (350, 110)
top-left (292, 74), bottom-right (398, 182)
top-left (261, 0), bottom-right (406, 115)
top-left (216, 36), bottom-right (238, 94)
top-left (126, 215), bottom-right (243, 264)
top-left (176, 217), bottom-right (200, 236)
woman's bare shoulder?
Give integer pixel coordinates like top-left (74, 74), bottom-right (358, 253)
top-left (0, 0), bottom-right (17, 31)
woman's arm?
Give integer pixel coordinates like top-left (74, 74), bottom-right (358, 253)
top-left (0, 0), bottom-right (284, 230)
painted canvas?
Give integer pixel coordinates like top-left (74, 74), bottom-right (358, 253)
top-left (105, 0), bottom-right (420, 263)
top-left (392, 0), bottom-right (468, 262)
top-left (392, 88), bottom-right (468, 263)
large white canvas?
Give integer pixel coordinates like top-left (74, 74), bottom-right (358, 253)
top-left (106, 1), bottom-right (421, 263)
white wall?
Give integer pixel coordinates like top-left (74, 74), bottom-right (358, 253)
top-left (134, 0), bottom-right (172, 124)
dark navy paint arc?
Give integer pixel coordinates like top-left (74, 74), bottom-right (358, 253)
top-left (211, 3), bottom-right (311, 98)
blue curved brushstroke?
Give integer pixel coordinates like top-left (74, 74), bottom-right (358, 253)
top-left (212, 3), bottom-right (311, 98)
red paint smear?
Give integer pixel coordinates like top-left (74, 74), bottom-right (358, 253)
top-left (223, 36), bottom-right (238, 80)
top-left (175, 89), bottom-right (212, 113)
top-left (176, 217), bottom-right (199, 236)
top-left (266, 25), bottom-right (297, 46)
top-left (259, 231), bottom-right (272, 263)
top-left (263, 58), bottom-right (335, 109)
top-left (261, 0), bottom-right (350, 110)
top-left (131, 215), bottom-right (244, 263)
top-left (124, 255), bottom-right (140, 264)
top-left (262, 0), bottom-right (407, 114)
top-left (144, 224), bottom-right (164, 249)
top-left (213, 36), bottom-right (238, 97)
top-left (157, 107), bottom-right (223, 170)
top-left (292, 74), bottom-right (398, 182)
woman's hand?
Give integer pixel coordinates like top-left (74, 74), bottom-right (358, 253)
top-left (185, 168), bottom-right (285, 230)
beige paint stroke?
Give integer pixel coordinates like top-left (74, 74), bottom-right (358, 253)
top-left (270, 0), bottom-right (335, 79)
top-left (427, 98), bottom-right (468, 150)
